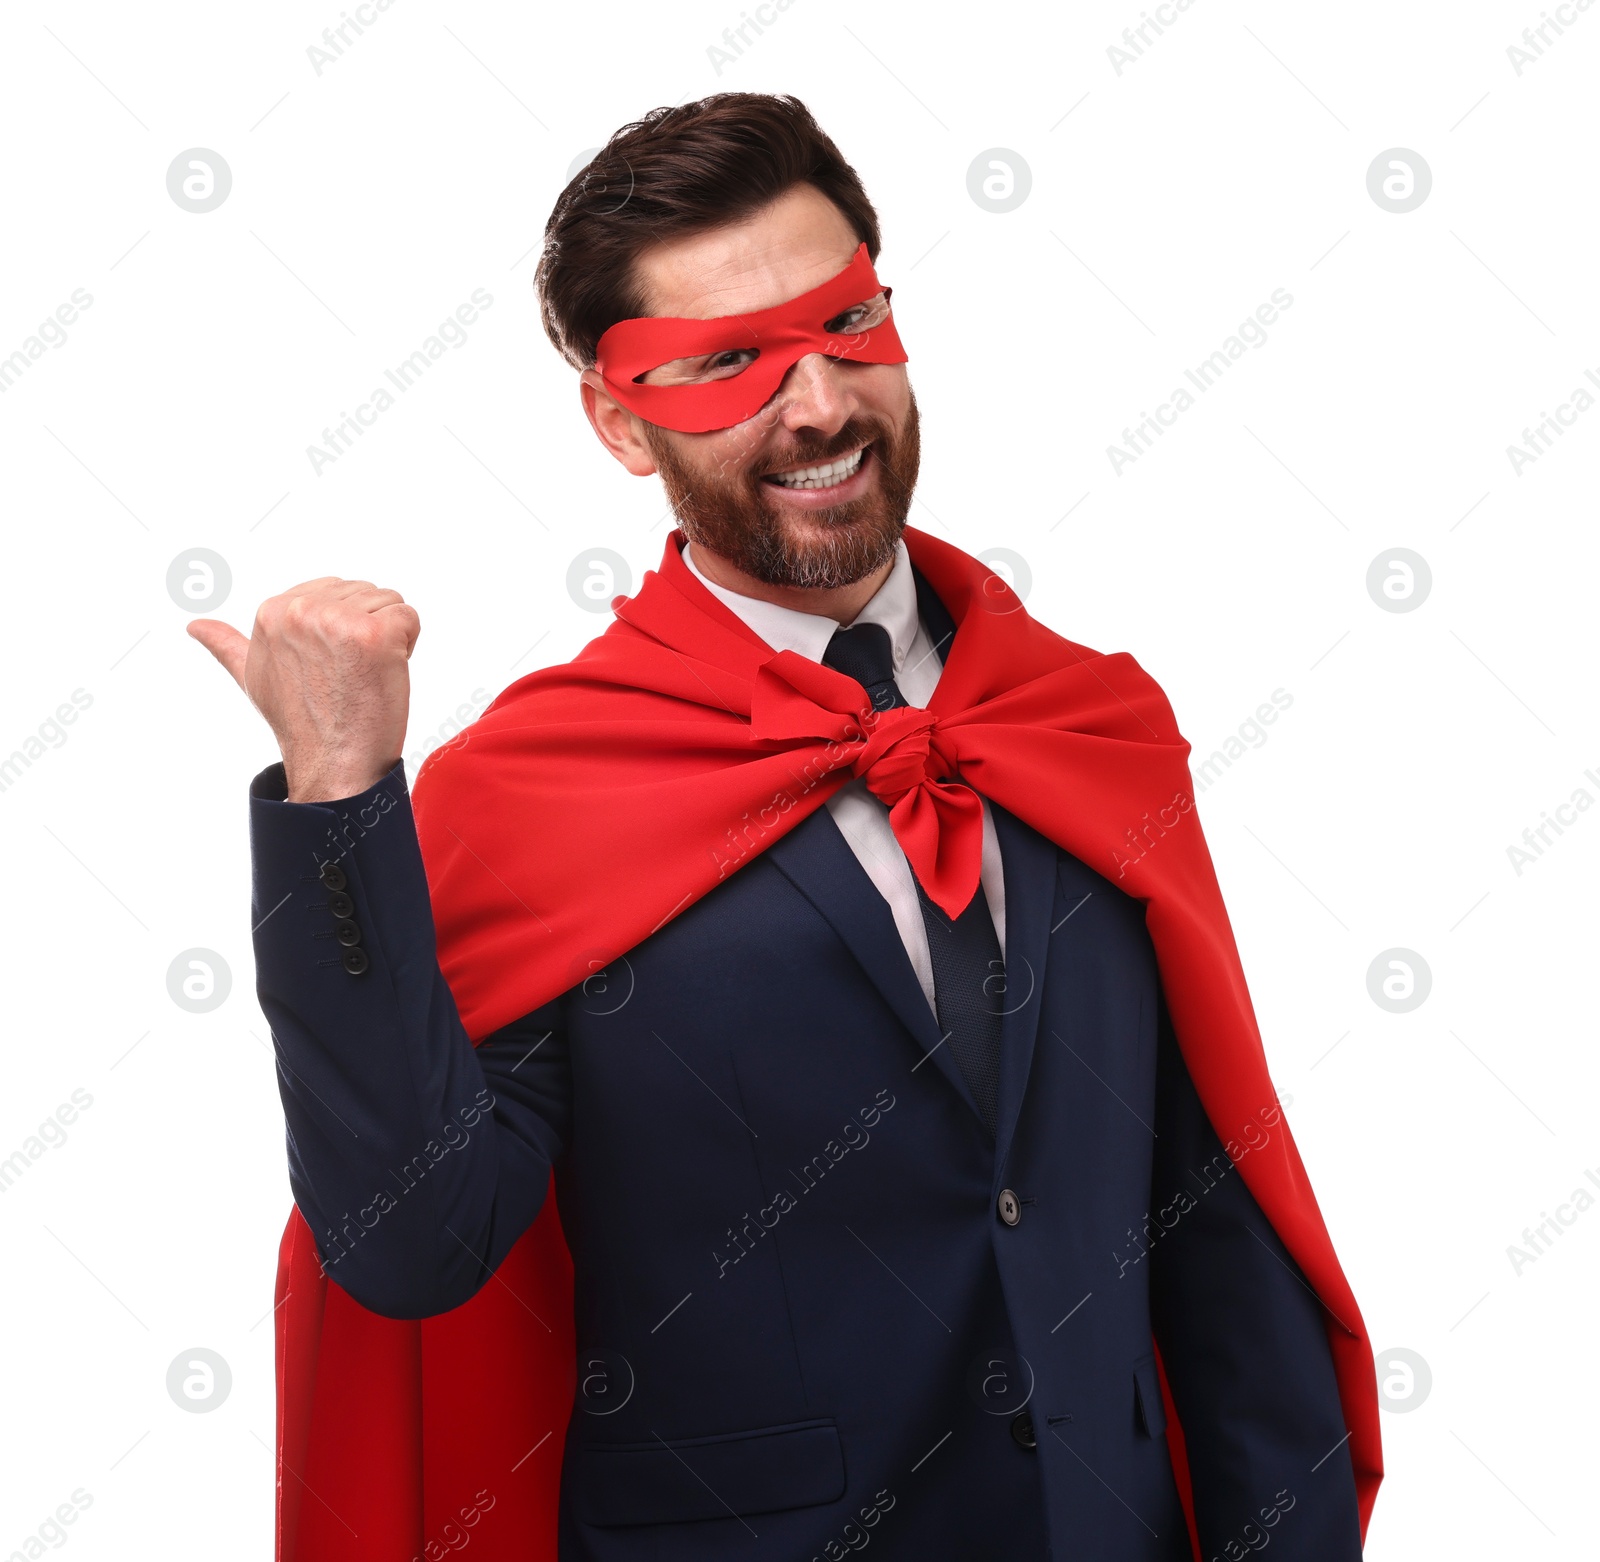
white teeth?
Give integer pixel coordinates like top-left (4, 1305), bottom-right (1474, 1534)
top-left (767, 446), bottom-right (866, 489)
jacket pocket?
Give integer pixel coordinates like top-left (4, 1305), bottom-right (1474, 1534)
top-left (1132, 1354), bottom-right (1167, 1439)
top-left (571, 1417), bottom-right (845, 1527)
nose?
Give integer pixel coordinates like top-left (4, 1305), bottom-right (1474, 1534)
top-left (772, 351), bottom-right (859, 437)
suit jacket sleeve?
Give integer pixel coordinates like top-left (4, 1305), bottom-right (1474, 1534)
top-left (248, 760), bottom-right (570, 1319)
top-left (1148, 993), bottom-right (1364, 1559)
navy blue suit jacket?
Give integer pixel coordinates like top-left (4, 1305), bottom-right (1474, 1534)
top-left (249, 607), bottom-right (1362, 1562)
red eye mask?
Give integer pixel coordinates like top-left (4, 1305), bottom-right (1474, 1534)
top-left (592, 241), bottom-right (908, 433)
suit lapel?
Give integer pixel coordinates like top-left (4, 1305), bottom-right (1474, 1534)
top-left (765, 808), bottom-right (983, 1118)
top-left (989, 802), bottom-right (1057, 1168)
top-left (764, 566), bottom-right (1050, 1141)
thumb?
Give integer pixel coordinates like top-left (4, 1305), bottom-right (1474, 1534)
top-left (187, 619), bottom-right (251, 690)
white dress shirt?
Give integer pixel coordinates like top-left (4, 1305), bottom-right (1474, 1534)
top-left (683, 539), bottom-right (1007, 1013)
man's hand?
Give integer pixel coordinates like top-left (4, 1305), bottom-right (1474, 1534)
top-left (188, 578), bottom-right (420, 803)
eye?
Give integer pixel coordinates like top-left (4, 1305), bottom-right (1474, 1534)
top-left (824, 292), bottom-right (891, 336)
top-left (636, 347), bottom-right (759, 386)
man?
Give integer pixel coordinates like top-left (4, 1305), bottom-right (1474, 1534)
top-left (192, 94), bottom-right (1379, 1562)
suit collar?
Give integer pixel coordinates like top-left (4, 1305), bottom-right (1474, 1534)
top-left (764, 802), bottom-right (1058, 1149)
top-left (764, 567), bottom-right (1056, 1147)
top-left (988, 803), bottom-right (1057, 1167)
top-left (765, 808), bottom-right (973, 1109)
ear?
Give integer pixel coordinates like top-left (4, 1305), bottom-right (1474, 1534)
top-left (579, 369), bottom-right (658, 477)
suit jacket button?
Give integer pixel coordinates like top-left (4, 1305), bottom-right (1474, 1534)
top-left (328, 890), bottom-right (355, 919)
top-left (1010, 1411), bottom-right (1036, 1450)
top-left (997, 1189), bottom-right (1021, 1227)
top-left (334, 919), bottom-right (363, 948)
top-left (319, 863), bottom-right (348, 891)
top-left (341, 947), bottom-right (369, 976)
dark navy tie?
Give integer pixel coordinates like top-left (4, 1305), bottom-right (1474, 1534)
top-left (822, 621), bottom-right (1004, 1136)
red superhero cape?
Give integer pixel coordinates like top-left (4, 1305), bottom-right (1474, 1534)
top-left (274, 527), bottom-right (1381, 1559)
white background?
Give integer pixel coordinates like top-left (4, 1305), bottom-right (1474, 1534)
top-left (1, 0), bottom-right (1595, 1556)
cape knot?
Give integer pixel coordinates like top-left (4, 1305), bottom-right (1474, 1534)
top-left (848, 704), bottom-right (956, 807)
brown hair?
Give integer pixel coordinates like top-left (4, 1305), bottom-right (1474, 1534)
top-left (535, 93), bottom-right (881, 370)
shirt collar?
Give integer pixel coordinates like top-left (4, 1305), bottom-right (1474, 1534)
top-left (681, 537), bottom-right (922, 674)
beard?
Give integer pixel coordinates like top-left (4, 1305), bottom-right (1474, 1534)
top-left (641, 387), bottom-right (922, 591)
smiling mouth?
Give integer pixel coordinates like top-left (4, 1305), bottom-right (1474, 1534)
top-left (761, 444), bottom-right (869, 490)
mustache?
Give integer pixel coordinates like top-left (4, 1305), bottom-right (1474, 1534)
top-left (752, 423), bottom-right (886, 478)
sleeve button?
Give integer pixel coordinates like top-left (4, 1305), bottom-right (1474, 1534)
top-left (327, 890), bottom-right (355, 919)
top-left (319, 863), bottom-right (348, 891)
top-left (341, 947), bottom-right (370, 976)
top-left (334, 919), bottom-right (363, 948)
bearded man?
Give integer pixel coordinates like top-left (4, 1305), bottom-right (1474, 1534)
top-left (191, 92), bottom-right (1379, 1562)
